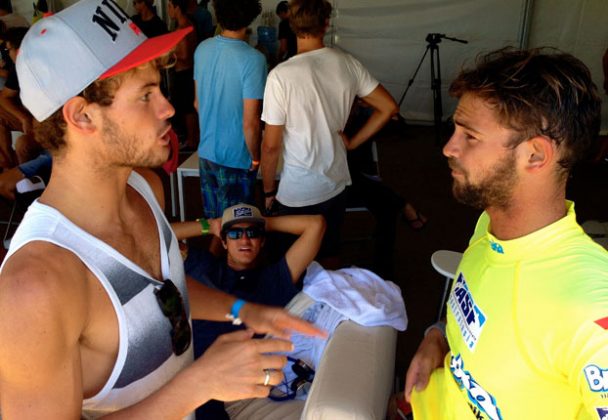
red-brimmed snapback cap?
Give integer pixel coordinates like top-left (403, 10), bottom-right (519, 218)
top-left (17, 0), bottom-right (191, 122)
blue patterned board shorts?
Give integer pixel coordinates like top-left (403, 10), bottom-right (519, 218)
top-left (199, 158), bottom-right (257, 218)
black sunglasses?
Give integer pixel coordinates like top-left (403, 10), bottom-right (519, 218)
top-left (225, 226), bottom-right (264, 240)
top-left (268, 357), bottom-right (315, 401)
top-left (154, 279), bottom-right (191, 356)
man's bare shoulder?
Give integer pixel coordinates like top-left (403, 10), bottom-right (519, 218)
top-left (0, 242), bottom-right (89, 418)
top-left (0, 241), bottom-right (88, 337)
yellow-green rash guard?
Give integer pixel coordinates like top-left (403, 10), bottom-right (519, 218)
top-left (412, 201), bottom-right (608, 420)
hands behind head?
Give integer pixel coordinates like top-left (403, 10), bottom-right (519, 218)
top-left (208, 218), bottom-right (222, 238)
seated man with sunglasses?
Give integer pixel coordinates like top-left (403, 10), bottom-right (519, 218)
top-left (173, 203), bottom-right (326, 353)
top-left (0, 1), bottom-right (324, 419)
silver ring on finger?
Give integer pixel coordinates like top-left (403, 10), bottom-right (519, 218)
top-left (263, 369), bottom-right (271, 386)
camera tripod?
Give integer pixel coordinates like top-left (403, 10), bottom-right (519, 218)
top-left (398, 33), bottom-right (468, 145)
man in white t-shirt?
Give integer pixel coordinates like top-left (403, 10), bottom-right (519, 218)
top-left (261, 0), bottom-right (398, 265)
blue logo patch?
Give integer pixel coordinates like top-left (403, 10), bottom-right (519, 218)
top-left (595, 407), bottom-right (608, 420)
top-left (490, 241), bottom-right (504, 254)
top-left (450, 354), bottom-right (503, 420)
top-left (448, 273), bottom-right (486, 350)
top-left (233, 207), bottom-right (253, 218)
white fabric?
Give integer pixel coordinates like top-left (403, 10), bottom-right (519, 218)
top-left (262, 47), bottom-right (378, 207)
top-left (302, 261), bottom-right (408, 330)
top-left (274, 262), bottom-right (407, 401)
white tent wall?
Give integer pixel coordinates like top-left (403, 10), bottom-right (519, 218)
top-left (259, 0), bottom-right (608, 129)
top-left (527, 0), bottom-right (608, 132)
top-left (7, 0), bottom-right (607, 130)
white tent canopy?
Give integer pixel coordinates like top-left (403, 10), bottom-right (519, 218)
top-left (9, 0), bottom-right (608, 130)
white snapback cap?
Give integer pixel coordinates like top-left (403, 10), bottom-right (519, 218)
top-left (17, 0), bottom-right (191, 121)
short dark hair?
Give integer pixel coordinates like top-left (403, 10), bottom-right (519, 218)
top-left (276, 0), bottom-right (288, 15)
top-left (1, 26), bottom-right (28, 48)
top-left (450, 47), bottom-right (601, 173)
top-left (289, 0), bottom-right (332, 37)
top-left (213, 0), bottom-right (261, 31)
top-left (169, 0), bottom-right (188, 14)
top-left (0, 0), bottom-right (13, 13)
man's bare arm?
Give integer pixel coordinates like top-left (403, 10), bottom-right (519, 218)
top-left (404, 326), bottom-right (449, 402)
top-left (0, 245), bottom-right (94, 419)
top-left (0, 244), bottom-right (313, 419)
top-left (264, 215), bottom-right (326, 282)
top-left (194, 80), bottom-right (199, 112)
top-left (243, 99), bottom-right (261, 168)
top-left (261, 123), bottom-right (284, 209)
top-left (0, 87), bottom-right (33, 134)
top-left (186, 276), bottom-right (325, 340)
top-left (340, 85), bottom-right (398, 150)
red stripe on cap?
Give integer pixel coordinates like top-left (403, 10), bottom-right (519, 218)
top-left (100, 26), bottom-right (193, 80)
top-left (595, 317), bottom-right (608, 329)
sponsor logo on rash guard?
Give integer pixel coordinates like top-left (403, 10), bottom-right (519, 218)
top-left (489, 240), bottom-right (504, 254)
top-left (450, 354), bottom-right (503, 420)
top-left (595, 407), bottom-right (608, 420)
top-left (585, 365), bottom-right (608, 392)
top-left (449, 273), bottom-right (486, 350)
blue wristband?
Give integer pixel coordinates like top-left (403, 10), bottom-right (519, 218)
top-left (226, 299), bottom-right (246, 325)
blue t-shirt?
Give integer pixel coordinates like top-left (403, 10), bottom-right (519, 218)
top-left (194, 36), bottom-right (267, 170)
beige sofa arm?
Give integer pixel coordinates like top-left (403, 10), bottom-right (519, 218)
top-left (226, 293), bottom-right (398, 420)
top-left (302, 320), bottom-right (397, 419)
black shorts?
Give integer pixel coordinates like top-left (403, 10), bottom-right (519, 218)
top-left (276, 190), bottom-right (347, 259)
top-left (172, 68), bottom-right (195, 115)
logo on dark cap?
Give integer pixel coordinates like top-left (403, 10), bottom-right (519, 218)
top-left (233, 207), bottom-right (253, 218)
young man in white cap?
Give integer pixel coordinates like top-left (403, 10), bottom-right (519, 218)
top-left (0, 0), bottom-right (322, 418)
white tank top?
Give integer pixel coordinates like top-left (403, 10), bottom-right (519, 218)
top-left (1, 172), bottom-right (194, 419)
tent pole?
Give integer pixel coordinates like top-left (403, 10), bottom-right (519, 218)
top-left (518, 0), bottom-right (534, 49)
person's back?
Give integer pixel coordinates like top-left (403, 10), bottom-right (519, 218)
top-left (263, 47), bottom-right (377, 206)
top-left (189, 0), bottom-right (213, 43)
top-left (195, 36), bottom-right (265, 166)
top-left (131, 13), bottom-right (167, 38)
top-left (260, 0), bottom-right (397, 265)
top-left (193, 0), bottom-right (266, 221)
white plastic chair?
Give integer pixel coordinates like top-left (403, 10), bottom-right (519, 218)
top-left (430, 250), bottom-right (463, 321)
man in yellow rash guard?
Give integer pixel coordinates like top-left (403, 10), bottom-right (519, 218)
top-left (404, 48), bottom-right (608, 420)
